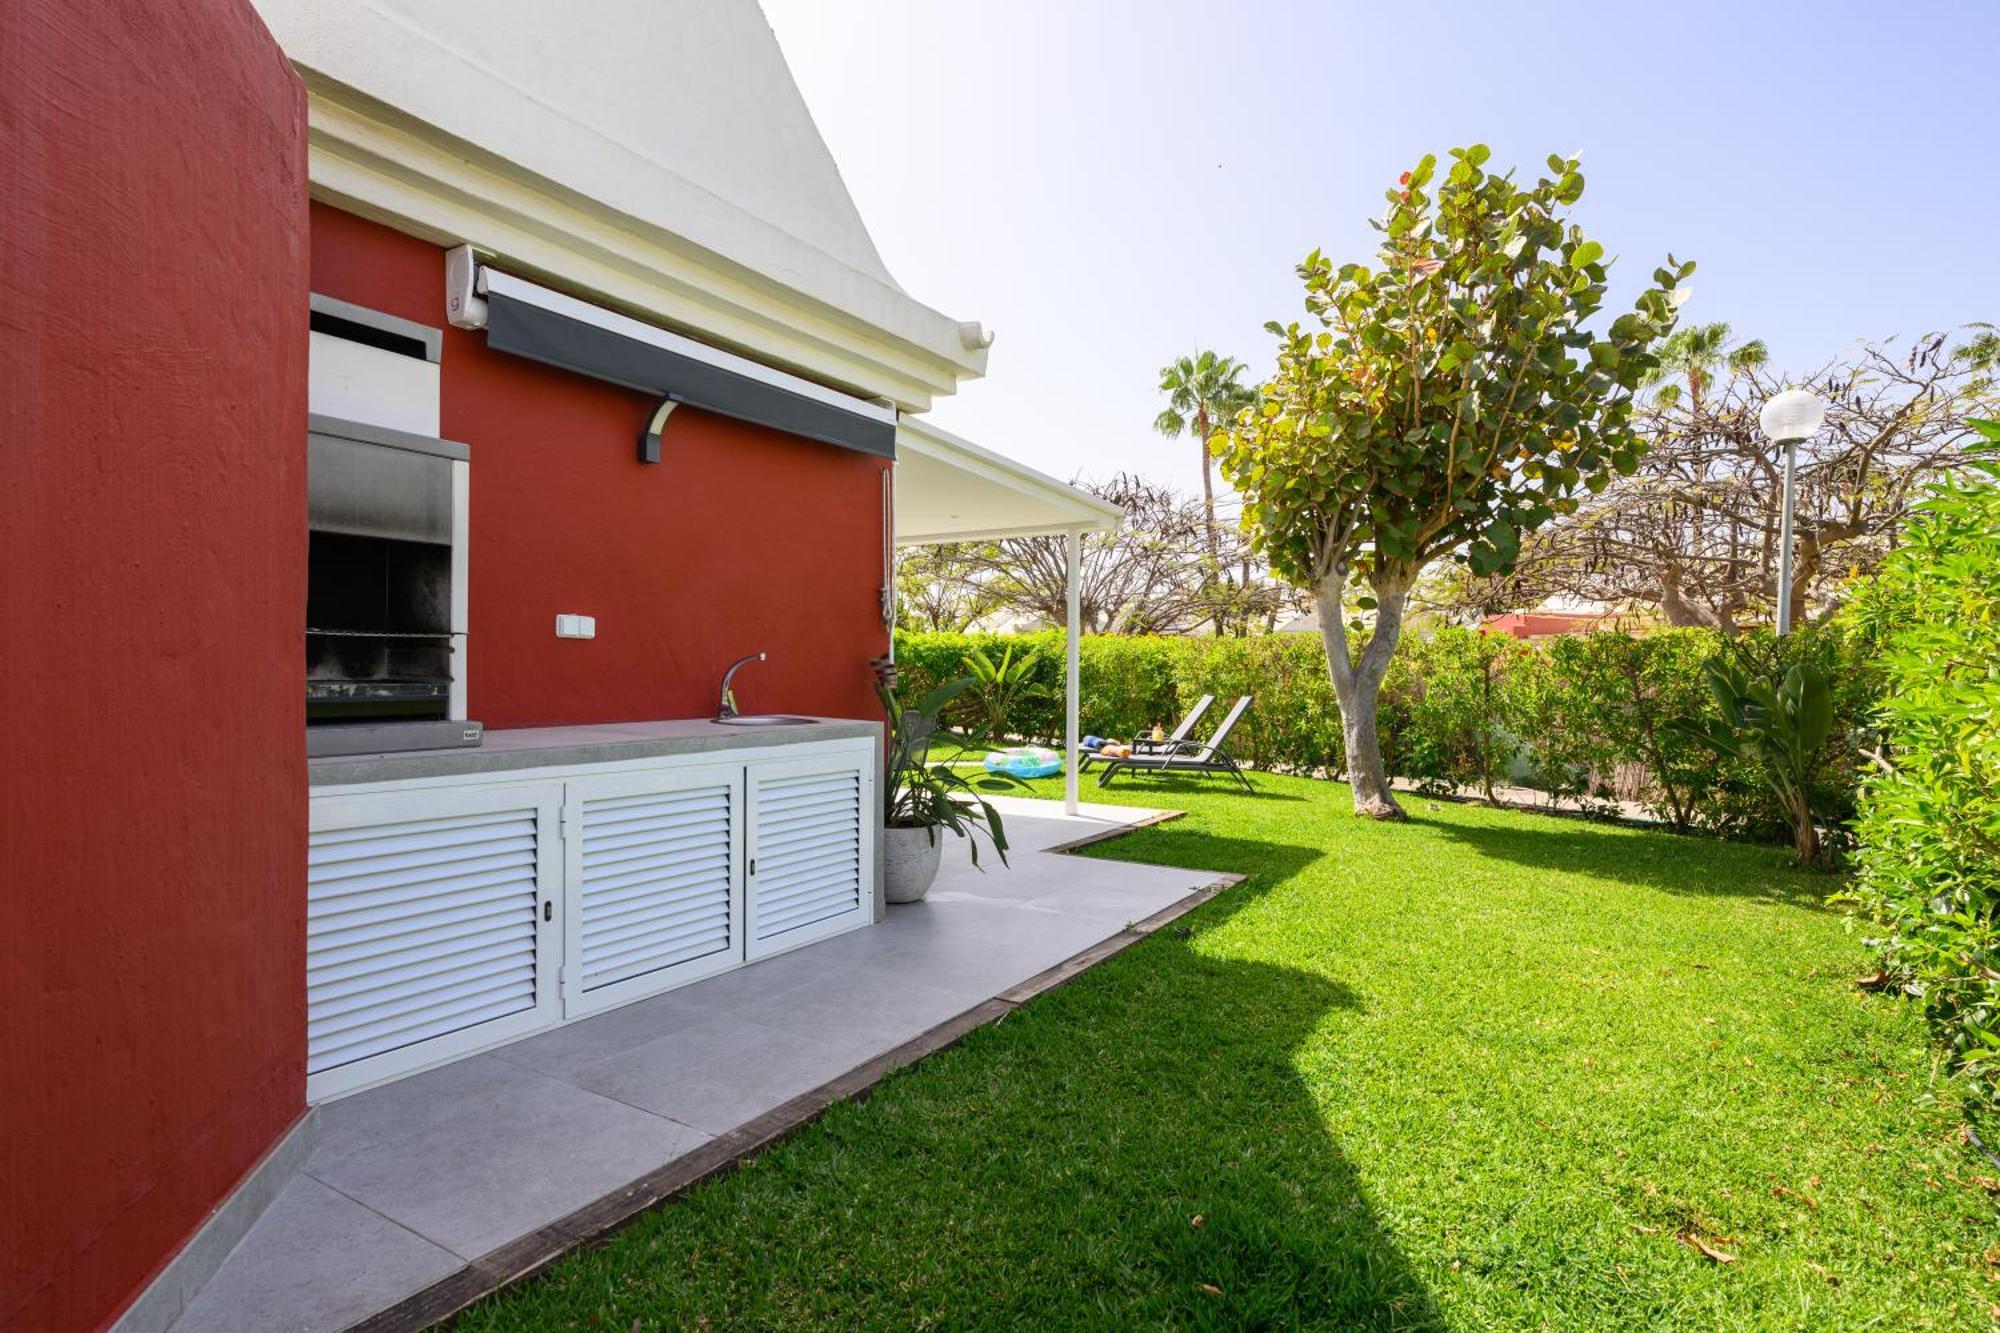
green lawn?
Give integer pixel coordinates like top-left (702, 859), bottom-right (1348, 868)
top-left (457, 771), bottom-right (1996, 1330)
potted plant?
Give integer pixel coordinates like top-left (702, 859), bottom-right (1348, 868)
top-left (878, 675), bottom-right (1012, 902)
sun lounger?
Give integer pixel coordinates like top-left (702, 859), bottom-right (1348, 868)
top-left (1093, 695), bottom-right (1254, 791)
top-left (1079, 694), bottom-right (1214, 772)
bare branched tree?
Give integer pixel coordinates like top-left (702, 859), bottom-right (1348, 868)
top-left (1449, 327), bottom-right (1998, 630)
top-left (893, 542), bottom-right (996, 632)
top-left (894, 475), bottom-right (1290, 636)
top-left (975, 474), bottom-right (1220, 633)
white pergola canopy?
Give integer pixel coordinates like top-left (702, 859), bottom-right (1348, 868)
top-left (892, 416), bottom-right (1122, 813)
top-left (893, 417), bottom-right (1122, 546)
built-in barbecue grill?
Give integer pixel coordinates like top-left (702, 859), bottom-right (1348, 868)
top-left (306, 414), bottom-right (480, 756)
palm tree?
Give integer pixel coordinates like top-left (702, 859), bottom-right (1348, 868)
top-left (1154, 350), bottom-right (1255, 556)
top-left (1643, 322), bottom-right (1768, 409)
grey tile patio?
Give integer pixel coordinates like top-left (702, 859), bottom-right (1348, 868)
top-left (173, 1176), bottom-right (459, 1333)
top-left (168, 797), bottom-right (1221, 1333)
top-left (926, 858), bottom-right (1208, 925)
top-left (491, 981), bottom-right (726, 1082)
top-left (638, 931), bottom-right (880, 1008)
top-left (727, 964), bottom-right (973, 1051)
top-left (560, 1010), bottom-right (876, 1134)
top-left (305, 1054), bottom-right (709, 1258)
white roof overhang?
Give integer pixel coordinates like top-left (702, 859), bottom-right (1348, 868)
top-left (894, 418), bottom-right (1122, 546)
top-left (252, 0), bottom-right (990, 413)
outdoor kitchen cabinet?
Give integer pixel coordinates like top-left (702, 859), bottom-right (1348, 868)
top-left (559, 763), bottom-right (745, 1020)
top-left (306, 733), bottom-right (876, 1101)
top-left (306, 779), bottom-right (564, 1098)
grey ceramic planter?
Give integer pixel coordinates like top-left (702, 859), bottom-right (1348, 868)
top-left (883, 824), bottom-right (946, 903)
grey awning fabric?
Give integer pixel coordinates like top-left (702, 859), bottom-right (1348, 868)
top-left (483, 286), bottom-right (896, 459)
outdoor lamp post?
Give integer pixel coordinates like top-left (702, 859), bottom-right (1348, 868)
top-left (1757, 388), bottom-right (1827, 636)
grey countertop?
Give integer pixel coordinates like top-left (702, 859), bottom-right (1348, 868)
top-left (309, 716), bottom-right (880, 787)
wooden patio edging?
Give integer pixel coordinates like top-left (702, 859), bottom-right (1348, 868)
top-left (348, 816), bottom-right (1242, 1332)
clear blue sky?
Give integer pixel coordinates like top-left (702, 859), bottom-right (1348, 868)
top-left (763, 0), bottom-right (1999, 497)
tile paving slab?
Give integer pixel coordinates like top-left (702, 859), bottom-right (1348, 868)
top-left (558, 1010), bottom-right (879, 1135)
top-left (170, 797), bottom-right (1220, 1332)
top-left (303, 1055), bottom-right (711, 1260)
top-left (174, 1177), bottom-right (460, 1333)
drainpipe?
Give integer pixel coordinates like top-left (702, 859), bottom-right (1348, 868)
top-left (881, 467), bottom-right (896, 648)
top-left (1065, 527), bottom-right (1082, 816)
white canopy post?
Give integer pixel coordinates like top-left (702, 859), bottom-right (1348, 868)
top-left (887, 416), bottom-right (1120, 823)
top-left (1064, 527), bottom-right (1082, 816)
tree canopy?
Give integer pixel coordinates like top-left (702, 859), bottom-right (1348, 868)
top-left (1218, 144), bottom-right (1692, 817)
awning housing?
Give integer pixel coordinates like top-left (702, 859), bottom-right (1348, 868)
top-left (464, 265), bottom-right (898, 460)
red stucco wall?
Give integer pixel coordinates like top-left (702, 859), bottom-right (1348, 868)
top-left (0, 3), bottom-right (309, 1329)
top-left (308, 204), bottom-right (892, 728)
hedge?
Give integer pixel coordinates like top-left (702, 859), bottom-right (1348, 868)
top-left (894, 623), bottom-right (1877, 844)
top-left (893, 631), bottom-right (1178, 745)
top-left (1846, 448), bottom-right (2000, 1103)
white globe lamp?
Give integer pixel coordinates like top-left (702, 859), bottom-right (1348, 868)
top-left (1758, 389), bottom-right (1826, 446)
top-left (1759, 388), bottom-right (1827, 635)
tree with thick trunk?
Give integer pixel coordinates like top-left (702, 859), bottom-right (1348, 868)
top-left (1217, 145), bottom-right (1691, 818)
top-left (1313, 567), bottom-right (1411, 816)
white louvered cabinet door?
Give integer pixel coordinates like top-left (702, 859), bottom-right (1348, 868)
top-left (561, 764), bottom-right (745, 1018)
top-left (306, 783), bottom-right (562, 1101)
top-left (745, 749), bottom-right (875, 961)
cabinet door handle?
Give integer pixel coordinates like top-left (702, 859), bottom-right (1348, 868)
top-left (543, 900), bottom-right (553, 922)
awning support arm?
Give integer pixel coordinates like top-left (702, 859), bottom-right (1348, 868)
top-left (638, 396), bottom-right (680, 464)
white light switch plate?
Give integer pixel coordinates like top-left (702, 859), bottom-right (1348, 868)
top-left (555, 613), bottom-right (596, 639)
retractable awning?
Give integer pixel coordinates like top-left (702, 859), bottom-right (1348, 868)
top-left (451, 259), bottom-right (898, 460)
top-left (891, 417), bottom-right (1121, 814)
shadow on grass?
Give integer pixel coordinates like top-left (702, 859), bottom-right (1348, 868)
top-left (1418, 808), bottom-right (1835, 910)
top-left (453, 843), bottom-right (1441, 1331)
top-left (1016, 931), bottom-right (1439, 1325)
top-left (1072, 824), bottom-right (1329, 885)
top-left (919, 845), bottom-right (1441, 1328)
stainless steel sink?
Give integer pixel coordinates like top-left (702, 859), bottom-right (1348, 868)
top-left (713, 714), bottom-right (818, 726)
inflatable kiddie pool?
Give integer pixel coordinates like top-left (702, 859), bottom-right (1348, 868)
top-left (983, 746), bottom-right (1063, 779)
